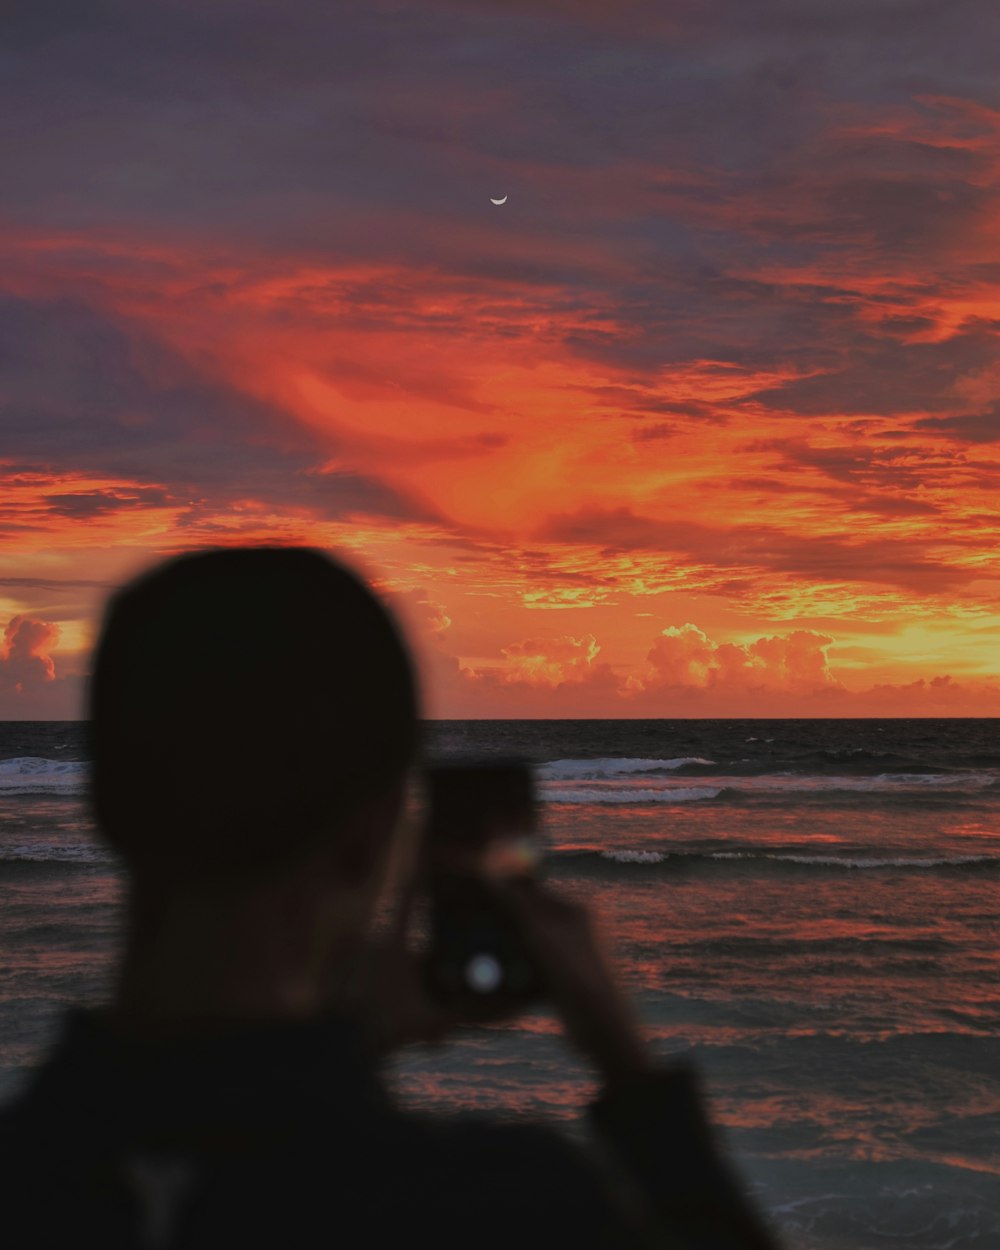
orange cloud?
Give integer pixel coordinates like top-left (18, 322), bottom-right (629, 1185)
top-left (626, 623), bottom-right (841, 695)
top-left (0, 616), bottom-right (60, 694)
top-left (384, 586), bottom-right (454, 656)
top-left (3, 31), bottom-right (1000, 722)
top-left (496, 633), bottom-right (602, 687)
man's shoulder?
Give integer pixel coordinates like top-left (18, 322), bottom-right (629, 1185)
top-left (0, 1071), bottom-right (596, 1194)
top-left (0, 1088), bottom-right (38, 1147)
top-left (379, 1105), bottom-right (590, 1167)
top-left (341, 1111), bottom-right (626, 1241)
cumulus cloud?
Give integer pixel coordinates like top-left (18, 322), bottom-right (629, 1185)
top-left (418, 619), bottom-right (997, 717)
top-left (496, 633), bottom-right (601, 687)
top-left (388, 587), bottom-right (452, 639)
top-left (0, 615), bottom-right (60, 693)
top-left (442, 631), bottom-right (620, 715)
top-left (422, 599), bottom-right (452, 637)
top-left (627, 622), bottom-right (840, 694)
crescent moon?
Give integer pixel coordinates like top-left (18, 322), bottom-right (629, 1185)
top-left (490, 195), bottom-right (507, 205)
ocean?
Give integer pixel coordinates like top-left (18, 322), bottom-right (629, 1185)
top-left (1, 718), bottom-right (998, 1249)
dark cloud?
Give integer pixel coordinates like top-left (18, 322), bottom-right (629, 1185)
top-left (44, 487), bottom-right (174, 518)
top-left (912, 407), bottom-right (1000, 443)
top-left (730, 477), bottom-right (802, 493)
top-left (743, 322), bottom-right (1000, 417)
top-left (731, 529), bottom-right (966, 591)
top-left (732, 474), bottom-right (942, 516)
top-left (580, 386), bottom-right (726, 424)
top-left (2, 0), bottom-right (996, 246)
top-left (540, 505), bottom-right (973, 594)
top-left (0, 577), bottom-right (111, 589)
top-left (838, 493), bottom-right (941, 517)
top-left (0, 293), bottom-right (439, 526)
top-left (1, 2), bottom-right (997, 439)
top-left (631, 423), bottom-right (677, 443)
top-left (752, 439), bottom-right (959, 500)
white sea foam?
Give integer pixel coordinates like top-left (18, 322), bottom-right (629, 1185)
top-left (0, 757), bottom-right (88, 795)
top-left (709, 851), bottom-right (996, 869)
top-left (0, 842), bottom-right (108, 863)
top-left (585, 849), bottom-right (999, 870)
top-left (544, 785), bottom-right (723, 804)
top-left (537, 757), bottom-right (716, 781)
top-left (600, 849), bottom-right (667, 864)
top-left (751, 771), bottom-right (999, 793)
top-left (874, 772), bottom-right (987, 786)
top-left (538, 759), bottom-right (999, 804)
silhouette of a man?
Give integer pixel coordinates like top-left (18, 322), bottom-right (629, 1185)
top-left (0, 548), bottom-right (779, 1248)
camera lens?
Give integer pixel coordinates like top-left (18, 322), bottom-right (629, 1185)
top-left (465, 953), bottom-right (503, 993)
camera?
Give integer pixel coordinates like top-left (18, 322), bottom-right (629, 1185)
top-left (422, 760), bottom-right (543, 1015)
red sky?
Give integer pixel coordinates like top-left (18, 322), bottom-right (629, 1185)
top-left (1, 0), bottom-right (999, 717)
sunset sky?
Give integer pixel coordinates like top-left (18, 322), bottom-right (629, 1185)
top-left (2, 0), bottom-right (999, 718)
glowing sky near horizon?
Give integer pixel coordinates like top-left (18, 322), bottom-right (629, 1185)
top-left (1, 0), bottom-right (999, 717)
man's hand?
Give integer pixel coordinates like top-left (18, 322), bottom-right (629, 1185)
top-left (336, 939), bottom-right (456, 1055)
top-left (332, 913), bottom-right (527, 1056)
top-left (483, 877), bottom-right (653, 1088)
top-left (336, 874), bottom-right (651, 1089)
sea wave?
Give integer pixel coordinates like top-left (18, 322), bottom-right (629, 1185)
top-left (0, 842), bottom-right (109, 864)
top-left (0, 757), bottom-right (88, 795)
top-left (538, 757), bottom-right (716, 781)
top-left (601, 849), bottom-right (667, 863)
top-left (544, 785), bottom-right (723, 804)
top-left (708, 850), bottom-right (997, 869)
top-left (566, 848), bottom-right (1000, 873)
top-left (540, 767), bottom-right (1000, 804)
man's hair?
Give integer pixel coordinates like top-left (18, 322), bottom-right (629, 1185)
top-left (89, 547), bottom-right (420, 883)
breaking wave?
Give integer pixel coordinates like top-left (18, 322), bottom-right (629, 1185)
top-left (560, 848), bottom-right (1000, 874)
top-left (544, 785), bottom-right (723, 804)
top-left (538, 757), bottom-right (716, 781)
top-left (539, 760), bottom-right (1000, 806)
top-left (0, 757), bottom-right (87, 795)
top-left (0, 842), bottom-right (110, 864)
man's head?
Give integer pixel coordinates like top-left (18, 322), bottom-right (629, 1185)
top-left (89, 547), bottom-right (420, 891)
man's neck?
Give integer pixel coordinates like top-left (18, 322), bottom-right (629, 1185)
top-left (108, 879), bottom-right (369, 1038)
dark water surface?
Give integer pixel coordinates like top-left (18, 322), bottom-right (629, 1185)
top-left (1, 719), bottom-right (998, 1249)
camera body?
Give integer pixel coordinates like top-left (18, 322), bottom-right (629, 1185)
top-left (422, 760), bottom-right (542, 1015)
